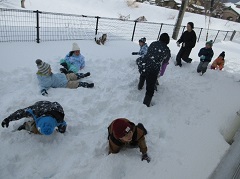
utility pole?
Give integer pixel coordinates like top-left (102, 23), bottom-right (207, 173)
top-left (172, 0), bottom-right (189, 40)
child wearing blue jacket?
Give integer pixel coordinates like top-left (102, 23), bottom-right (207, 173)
top-left (60, 42), bottom-right (85, 74)
top-left (132, 37), bottom-right (148, 58)
top-left (197, 40), bottom-right (214, 76)
top-left (36, 59), bottom-right (94, 96)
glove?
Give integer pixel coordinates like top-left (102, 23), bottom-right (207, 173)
top-left (176, 42), bottom-right (180, 47)
top-left (182, 43), bottom-right (185, 47)
top-left (141, 153), bottom-right (151, 163)
top-left (1, 118), bottom-right (10, 128)
top-left (41, 89), bottom-right (48, 96)
top-left (132, 52), bottom-right (138, 55)
top-left (200, 55), bottom-right (205, 61)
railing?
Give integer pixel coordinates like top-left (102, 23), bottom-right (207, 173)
top-left (0, 8), bottom-right (239, 43)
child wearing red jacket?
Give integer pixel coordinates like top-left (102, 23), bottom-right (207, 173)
top-left (211, 51), bottom-right (225, 70)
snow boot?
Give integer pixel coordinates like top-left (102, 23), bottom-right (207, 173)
top-left (17, 123), bottom-right (26, 131)
top-left (76, 72), bottom-right (90, 79)
top-left (79, 82), bottom-right (94, 88)
top-left (143, 95), bottom-right (152, 107)
top-left (138, 75), bottom-right (146, 90)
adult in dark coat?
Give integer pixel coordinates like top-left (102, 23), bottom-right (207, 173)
top-left (137, 33), bottom-right (171, 107)
top-left (175, 22), bottom-right (197, 67)
top-left (1, 101), bottom-right (67, 135)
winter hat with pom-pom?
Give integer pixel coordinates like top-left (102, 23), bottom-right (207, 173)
top-left (72, 42), bottom-right (80, 51)
top-left (36, 59), bottom-right (51, 75)
top-left (36, 116), bottom-right (57, 135)
top-left (206, 40), bottom-right (213, 47)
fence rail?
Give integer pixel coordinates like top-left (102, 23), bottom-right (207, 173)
top-left (0, 8), bottom-right (239, 43)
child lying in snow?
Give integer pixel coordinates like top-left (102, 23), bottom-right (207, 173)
top-left (1, 101), bottom-right (67, 135)
top-left (36, 59), bottom-right (94, 96)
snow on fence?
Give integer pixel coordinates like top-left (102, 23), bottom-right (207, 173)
top-left (0, 8), bottom-right (238, 43)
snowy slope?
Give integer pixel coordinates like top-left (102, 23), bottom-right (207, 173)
top-left (1, 0), bottom-right (240, 31)
top-left (1, 1), bottom-right (240, 179)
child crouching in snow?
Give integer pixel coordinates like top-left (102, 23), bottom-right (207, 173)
top-left (197, 40), bottom-right (214, 76)
top-left (211, 51), bottom-right (225, 70)
top-left (108, 118), bottom-right (150, 163)
top-left (36, 59), bottom-right (94, 96)
top-left (1, 101), bottom-right (67, 135)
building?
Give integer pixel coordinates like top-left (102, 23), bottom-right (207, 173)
top-left (223, 2), bottom-right (240, 22)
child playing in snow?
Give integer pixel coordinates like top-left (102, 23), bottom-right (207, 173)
top-left (36, 59), bottom-right (94, 96)
top-left (60, 42), bottom-right (85, 74)
top-left (1, 101), bottom-right (67, 135)
top-left (132, 37), bottom-right (148, 58)
top-left (211, 51), bottom-right (225, 70)
top-left (197, 40), bottom-right (214, 76)
top-left (108, 118), bottom-right (150, 163)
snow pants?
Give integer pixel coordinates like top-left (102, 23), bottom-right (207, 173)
top-left (197, 61), bottom-right (210, 74)
top-left (65, 73), bottom-right (79, 89)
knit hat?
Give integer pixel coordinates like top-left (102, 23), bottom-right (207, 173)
top-left (36, 59), bottom-right (51, 75)
top-left (139, 37), bottom-right (146, 43)
top-left (160, 33), bottom-right (170, 44)
top-left (36, 116), bottom-right (57, 135)
top-left (206, 40), bottom-right (213, 47)
top-left (219, 51), bottom-right (225, 58)
top-left (112, 119), bottom-right (132, 139)
top-left (72, 42), bottom-right (80, 51)
top-left (188, 22), bottom-right (194, 29)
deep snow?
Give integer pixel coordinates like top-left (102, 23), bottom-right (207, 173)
top-left (1, 0), bottom-right (240, 179)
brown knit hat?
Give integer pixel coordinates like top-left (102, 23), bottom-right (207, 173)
top-left (112, 119), bottom-right (132, 139)
top-left (36, 59), bottom-right (51, 75)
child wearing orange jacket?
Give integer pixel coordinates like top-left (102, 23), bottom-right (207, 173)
top-left (211, 51), bottom-right (225, 70)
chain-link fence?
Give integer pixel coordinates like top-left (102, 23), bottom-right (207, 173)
top-left (0, 7), bottom-right (239, 43)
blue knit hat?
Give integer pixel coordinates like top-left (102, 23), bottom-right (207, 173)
top-left (36, 116), bottom-right (57, 135)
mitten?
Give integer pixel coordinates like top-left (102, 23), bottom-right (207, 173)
top-left (57, 124), bottom-right (67, 133)
top-left (141, 153), bottom-right (151, 163)
top-left (132, 52), bottom-right (138, 55)
top-left (176, 42), bottom-right (180, 47)
top-left (41, 89), bottom-right (48, 96)
top-left (1, 118), bottom-right (10, 128)
top-left (200, 55), bottom-right (205, 61)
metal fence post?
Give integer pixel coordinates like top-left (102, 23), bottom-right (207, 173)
top-left (223, 31), bottom-right (229, 41)
top-left (95, 16), bottom-right (100, 36)
top-left (33, 10), bottom-right (41, 43)
top-left (230, 30), bottom-right (236, 41)
top-left (131, 21), bottom-right (137, 41)
top-left (198, 28), bottom-right (203, 42)
top-left (213, 30), bottom-right (220, 43)
top-left (157, 23), bottom-right (163, 40)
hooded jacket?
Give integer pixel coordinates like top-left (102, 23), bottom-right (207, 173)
top-left (4, 101), bottom-right (67, 133)
top-left (37, 72), bottom-right (68, 92)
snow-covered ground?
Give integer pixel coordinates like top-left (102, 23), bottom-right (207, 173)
top-left (1, 1), bottom-right (240, 179)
